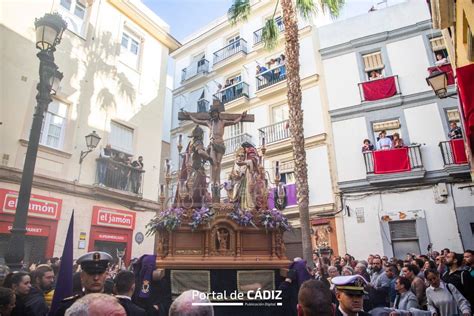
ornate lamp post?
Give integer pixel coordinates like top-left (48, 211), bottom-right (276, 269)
top-left (79, 131), bottom-right (102, 164)
top-left (5, 13), bottom-right (67, 270)
top-left (426, 70), bottom-right (457, 99)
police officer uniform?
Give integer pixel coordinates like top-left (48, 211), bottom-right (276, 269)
top-left (332, 275), bottom-right (371, 316)
top-left (54, 251), bottom-right (113, 316)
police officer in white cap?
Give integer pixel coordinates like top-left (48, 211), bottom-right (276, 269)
top-left (332, 275), bottom-right (370, 316)
top-left (54, 251), bottom-right (113, 316)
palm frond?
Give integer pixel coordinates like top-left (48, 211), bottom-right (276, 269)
top-left (296, 0), bottom-right (317, 20)
top-left (262, 18), bottom-right (279, 50)
top-left (320, 0), bottom-right (345, 19)
top-left (228, 0), bottom-right (251, 25)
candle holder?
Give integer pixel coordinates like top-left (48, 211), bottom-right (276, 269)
top-left (177, 134), bottom-right (183, 153)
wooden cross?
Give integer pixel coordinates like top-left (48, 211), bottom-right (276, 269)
top-left (178, 99), bottom-right (255, 123)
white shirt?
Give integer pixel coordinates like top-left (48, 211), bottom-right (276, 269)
top-left (376, 137), bottom-right (392, 150)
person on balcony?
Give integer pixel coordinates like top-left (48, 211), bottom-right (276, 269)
top-left (448, 121), bottom-right (463, 139)
top-left (130, 156), bottom-right (144, 194)
top-left (361, 139), bottom-right (374, 152)
top-left (369, 70), bottom-right (382, 81)
top-left (435, 53), bottom-right (449, 66)
top-left (376, 130), bottom-right (392, 150)
top-left (256, 64), bottom-right (272, 83)
top-left (392, 133), bottom-right (405, 148)
top-left (224, 79), bottom-right (234, 102)
top-left (98, 144), bottom-right (113, 187)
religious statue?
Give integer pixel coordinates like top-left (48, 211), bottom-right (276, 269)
top-left (181, 100), bottom-right (251, 202)
top-left (217, 228), bottom-right (229, 251)
top-left (226, 144), bottom-right (259, 210)
top-left (314, 225), bottom-right (331, 249)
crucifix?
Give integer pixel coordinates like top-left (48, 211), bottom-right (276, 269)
top-left (179, 99), bottom-right (255, 202)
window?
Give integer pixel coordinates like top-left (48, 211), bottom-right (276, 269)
top-left (226, 122), bottom-right (244, 139)
top-left (120, 28), bottom-right (141, 69)
top-left (430, 36), bottom-right (449, 63)
top-left (272, 104), bottom-right (289, 123)
top-left (280, 161), bottom-right (295, 184)
top-left (446, 109), bottom-right (461, 124)
top-left (275, 16), bottom-right (284, 29)
top-left (40, 101), bottom-right (68, 149)
top-left (110, 122), bottom-right (134, 154)
top-left (389, 220), bottom-right (420, 259)
top-left (59, 0), bottom-right (87, 35)
top-left (227, 35), bottom-right (241, 50)
top-left (372, 119), bottom-right (401, 141)
top-left (362, 51), bottom-right (384, 80)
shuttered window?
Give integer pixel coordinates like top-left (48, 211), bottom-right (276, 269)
top-left (389, 220), bottom-right (417, 240)
top-left (447, 109), bottom-right (460, 123)
top-left (362, 51), bottom-right (384, 72)
top-left (373, 120), bottom-right (401, 133)
top-left (110, 121), bottom-right (134, 154)
top-left (430, 36), bottom-right (446, 52)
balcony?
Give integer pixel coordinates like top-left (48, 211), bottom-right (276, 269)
top-left (213, 82), bottom-right (249, 108)
top-left (197, 99), bottom-right (209, 113)
top-left (362, 145), bottom-right (425, 184)
top-left (254, 23), bottom-right (285, 46)
top-left (213, 39), bottom-right (248, 68)
top-left (256, 66), bottom-right (287, 91)
top-left (259, 120), bottom-right (290, 145)
top-left (358, 75), bottom-right (401, 102)
top-left (224, 133), bottom-right (253, 156)
top-left (95, 157), bottom-right (144, 196)
top-left (427, 63), bottom-right (455, 86)
top-left (181, 59), bottom-right (209, 83)
top-left (439, 139), bottom-right (470, 176)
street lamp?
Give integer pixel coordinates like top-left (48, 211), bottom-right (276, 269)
top-left (79, 131), bottom-right (102, 164)
top-left (5, 13), bottom-right (67, 270)
top-left (426, 70), bottom-right (457, 99)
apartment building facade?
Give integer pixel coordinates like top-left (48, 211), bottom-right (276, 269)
top-left (0, 0), bottom-right (179, 264)
top-left (169, 0), bottom-right (341, 258)
top-left (319, 0), bottom-right (473, 259)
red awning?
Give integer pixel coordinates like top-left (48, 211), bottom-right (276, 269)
top-left (456, 64), bottom-right (474, 152)
top-left (428, 63), bottom-right (455, 85)
top-left (373, 148), bottom-right (411, 174)
top-left (361, 76), bottom-right (397, 101)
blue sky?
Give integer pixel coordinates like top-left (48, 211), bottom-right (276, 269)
top-left (143, 0), bottom-right (405, 42)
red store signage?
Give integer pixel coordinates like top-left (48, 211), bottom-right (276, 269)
top-left (0, 189), bottom-right (62, 220)
top-left (92, 206), bottom-right (136, 230)
top-left (0, 222), bottom-right (50, 237)
top-left (96, 232), bottom-right (127, 242)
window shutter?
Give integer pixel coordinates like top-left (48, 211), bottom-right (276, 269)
top-left (389, 221), bottom-right (417, 239)
top-left (430, 36), bottom-right (446, 51)
top-left (362, 52), bottom-right (384, 72)
top-left (110, 122), bottom-right (134, 154)
top-left (447, 109), bottom-right (460, 122)
top-left (373, 120), bottom-right (400, 132)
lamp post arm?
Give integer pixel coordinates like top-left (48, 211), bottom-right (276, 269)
top-left (79, 149), bottom-right (93, 164)
top-left (5, 50), bottom-right (57, 270)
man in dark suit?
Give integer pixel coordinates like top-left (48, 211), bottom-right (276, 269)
top-left (332, 275), bottom-right (370, 316)
top-left (114, 270), bottom-right (146, 316)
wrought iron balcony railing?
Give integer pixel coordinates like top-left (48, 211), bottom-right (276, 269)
top-left (95, 157), bottom-right (145, 195)
top-left (181, 59), bottom-right (209, 82)
top-left (439, 139), bottom-right (468, 165)
top-left (258, 120), bottom-right (290, 145)
top-left (362, 145), bottom-right (423, 175)
top-left (256, 66), bottom-right (287, 90)
top-left (213, 39), bottom-right (248, 65)
top-left (254, 23), bottom-right (285, 45)
top-left (224, 133), bottom-right (253, 155)
top-left (213, 82), bottom-right (249, 105)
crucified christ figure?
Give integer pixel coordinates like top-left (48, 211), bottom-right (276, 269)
top-left (183, 108), bottom-right (247, 201)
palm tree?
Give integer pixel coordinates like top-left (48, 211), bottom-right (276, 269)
top-left (229, 0), bottom-right (344, 266)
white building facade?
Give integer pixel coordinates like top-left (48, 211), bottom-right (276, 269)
top-left (319, 0), bottom-right (474, 259)
top-left (169, 0), bottom-right (342, 258)
top-left (0, 0), bottom-right (179, 264)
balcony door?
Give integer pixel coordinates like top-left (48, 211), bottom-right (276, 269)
top-left (227, 35), bottom-right (241, 51)
top-left (272, 104), bottom-right (289, 123)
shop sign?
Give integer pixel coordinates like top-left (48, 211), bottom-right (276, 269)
top-left (135, 232), bottom-right (144, 244)
top-left (92, 206), bottom-right (135, 230)
top-left (0, 189), bottom-right (62, 220)
top-left (0, 222), bottom-right (50, 237)
top-left (97, 233), bottom-right (127, 242)
top-left (380, 209), bottom-right (425, 222)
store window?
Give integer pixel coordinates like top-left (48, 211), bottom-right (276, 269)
top-left (40, 100), bottom-right (68, 149)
